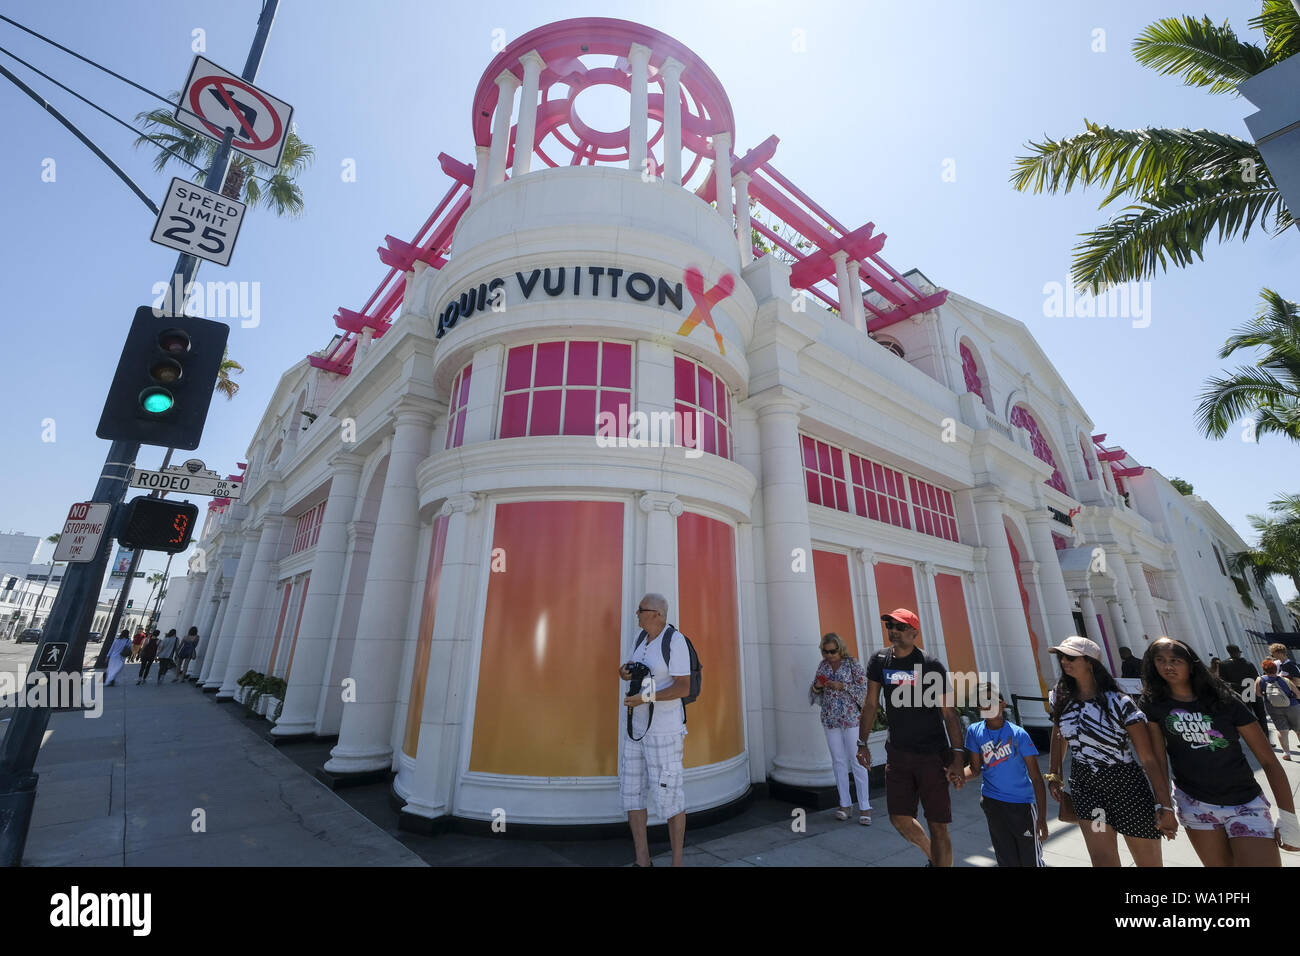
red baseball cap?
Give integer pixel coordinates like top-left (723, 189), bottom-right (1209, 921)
top-left (881, 608), bottom-right (921, 631)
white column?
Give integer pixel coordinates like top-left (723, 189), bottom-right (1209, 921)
top-left (712, 131), bottom-right (732, 223)
top-left (1110, 552), bottom-right (1148, 648)
top-left (855, 548), bottom-right (882, 655)
top-left (176, 571), bottom-right (205, 637)
top-left (846, 261), bottom-right (867, 332)
top-left (513, 51), bottom-right (545, 176)
top-left (660, 57), bottom-right (684, 186)
top-left (273, 455), bottom-right (364, 737)
top-left (326, 402), bottom-right (437, 774)
top-left (1107, 600), bottom-right (1131, 665)
top-left (917, 561), bottom-right (947, 664)
top-left (399, 493), bottom-right (483, 819)
top-left (1126, 557), bottom-right (1162, 638)
top-left (627, 43), bottom-right (651, 174)
top-left (461, 343), bottom-right (505, 446)
top-left (470, 145), bottom-right (489, 205)
top-left (639, 492), bottom-right (683, 603)
top-left (218, 513), bottom-right (288, 698)
top-left (204, 531), bottom-right (258, 689)
top-left (830, 251), bottom-right (852, 324)
top-left (734, 171), bottom-right (754, 266)
top-left (486, 70), bottom-right (520, 187)
top-left (1024, 512), bottom-right (1078, 646)
top-left (972, 492), bottom-right (1047, 707)
top-left (198, 592), bottom-right (230, 685)
top-left (1079, 591), bottom-right (1106, 653)
top-left (755, 394), bottom-right (825, 785)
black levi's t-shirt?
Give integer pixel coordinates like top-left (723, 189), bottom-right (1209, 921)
top-left (1140, 694), bottom-right (1262, 807)
top-left (867, 647), bottom-right (950, 754)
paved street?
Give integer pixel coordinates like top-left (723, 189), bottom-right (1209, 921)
top-left (4, 634), bottom-right (1299, 867)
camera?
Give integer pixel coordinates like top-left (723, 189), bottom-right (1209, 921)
top-left (624, 660), bottom-right (651, 698)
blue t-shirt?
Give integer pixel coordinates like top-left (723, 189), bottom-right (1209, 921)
top-left (964, 719), bottom-right (1038, 804)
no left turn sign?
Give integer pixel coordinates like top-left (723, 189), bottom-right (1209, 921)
top-left (174, 55), bottom-right (293, 168)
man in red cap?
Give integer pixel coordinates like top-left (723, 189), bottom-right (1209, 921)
top-left (856, 608), bottom-right (966, 866)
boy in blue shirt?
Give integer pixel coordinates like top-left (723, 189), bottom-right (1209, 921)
top-left (963, 689), bottom-right (1049, 867)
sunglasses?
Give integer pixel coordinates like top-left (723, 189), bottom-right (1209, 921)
top-left (635, 608), bottom-right (659, 616)
top-left (1056, 653), bottom-right (1080, 662)
top-left (821, 648), bottom-right (838, 655)
top-left (884, 621), bottom-right (910, 632)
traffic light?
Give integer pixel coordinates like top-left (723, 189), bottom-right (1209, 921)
top-left (117, 498), bottom-right (199, 554)
top-left (126, 600), bottom-right (134, 609)
top-left (96, 306), bottom-right (230, 450)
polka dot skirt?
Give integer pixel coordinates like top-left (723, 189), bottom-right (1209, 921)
top-left (1068, 759), bottom-right (1161, 840)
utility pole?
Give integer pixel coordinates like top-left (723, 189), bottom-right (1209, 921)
top-left (0, 0), bottom-right (280, 867)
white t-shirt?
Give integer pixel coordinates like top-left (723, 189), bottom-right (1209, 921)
top-left (628, 627), bottom-right (691, 737)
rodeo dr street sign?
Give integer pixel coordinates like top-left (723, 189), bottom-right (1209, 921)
top-left (128, 459), bottom-right (243, 499)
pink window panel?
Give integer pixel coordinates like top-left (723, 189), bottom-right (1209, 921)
top-left (562, 388), bottom-right (596, 436)
top-left (500, 341), bottom-right (630, 440)
top-left (960, 342), bottom-right (986, 406)
top-left (566, 341), bottom-right (598, 386)
top-left (504, 346), bottom-right (533, 391)
top-left (1010, 405), bottom-right (1067, 495)
top-left (500, 393), bottom-right (529, 438)
top-left (603, 343), bottom-right (632, 389)
top-left (530, 389), bottom-right (562, 435)
top-left (673, 354), bottom-right (734, 460)
top-left (1052, 533), bottom-right (1069, 551)
top-left (800, 435), bottom-right (847, 514)
top-left (534, 342), bottom-right (565, 387)
top-left (445, 363), bottom-right (473, 450)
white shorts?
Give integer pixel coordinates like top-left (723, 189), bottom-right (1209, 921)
top-left (620, 732), bottom-right (686, 818)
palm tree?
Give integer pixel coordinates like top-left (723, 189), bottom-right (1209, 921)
top-left (1010, 6), bottom-right (1298, 292)
top-left (143, 572), bottom-right (165, 620)
top-left (216, 350), bottom-right (244, 401)
top-left (134, 98), bottom-right (314, 217)
top-left (1196, 288), bottom-right (1300, 443)
top-left (1229, 496), bottom-right (1300, 598)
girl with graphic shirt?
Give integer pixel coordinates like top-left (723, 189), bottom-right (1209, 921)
top-left (1045, 637), bottom-right (1176, 868)
top-left (1141, 638), bottom-right (1300, 866)
top-left (810, 633), bottom-right (872, 825)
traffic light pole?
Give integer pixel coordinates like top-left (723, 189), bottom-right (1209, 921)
top-left (0, 0), bottom-right (279, 867)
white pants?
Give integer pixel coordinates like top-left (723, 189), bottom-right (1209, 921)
top-left (825, 725), bottom-right (872, 811)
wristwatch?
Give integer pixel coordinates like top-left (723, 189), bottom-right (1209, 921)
top-left (856, 740), bottom-right (870, 748)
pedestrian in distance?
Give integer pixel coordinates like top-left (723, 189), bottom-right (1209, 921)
top-left (856, 608), bottom-right (966, 867)
top-left (175, 626), bottom-right (199, 680)
top-left (105, 630), bottom-right (131, 687)
top-left (136, 632), bottom-right (159, 684)
top-left (1044, 636), bottom-right (1176, 868)
top-left (130, 627), bottom-right (146, 663)
top-left (1258, 659), bottom-right (1300, 761)
top-left (1209, 657), bottom-right (1221, 680)
top-left (619, 592), bottom-right (695, 867)
top-left (962, 687), bottom-right (1049, 866)
top-left (1141, 637), bottom-right (1300, 866)
top-left (155, 629), bottom-right (179, 683)
top-left (810, 632), bottom-right (872, 825)
top-left (1118, 646), bottom-right (1142, 680)
top-left (1267, 644), bottom-right (1300, 754)
top-left (1219, 644), bottom-right (1268, 734)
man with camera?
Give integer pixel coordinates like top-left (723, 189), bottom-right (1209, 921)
top-left (619, 592), bottom-right (691, 867)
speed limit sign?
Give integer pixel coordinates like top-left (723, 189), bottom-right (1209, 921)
top-left (150, 176), bottom-right (246, 266)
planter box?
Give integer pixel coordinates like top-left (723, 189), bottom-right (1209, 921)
top-left (263, 696), bottom-right (280, 721)
top-left (255, 695), bottom-right (269, 716)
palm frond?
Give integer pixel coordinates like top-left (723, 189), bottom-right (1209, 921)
top-left (1132, 15), bottom-right (1269, 95)
top-left (1249, 0), bottom-right (1300, 65)
top-left (1010, 124), bottom-right (1262, 208)
top-left (1196, 365), bottom-right (1294, 437)
top-left (1069, 176), bottom-right (1292, 290)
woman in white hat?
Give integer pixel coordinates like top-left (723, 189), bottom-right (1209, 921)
top-left (1044, 636), bottom-right (1177, 867)
top-left (1139, 637), bottom-right (1299, 865)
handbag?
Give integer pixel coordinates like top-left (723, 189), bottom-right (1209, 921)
top-left (1057, 788), bottom-right (1079, 824)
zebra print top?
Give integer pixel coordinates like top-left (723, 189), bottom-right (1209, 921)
top-left (1050, 689), bottom-right (1146, 769)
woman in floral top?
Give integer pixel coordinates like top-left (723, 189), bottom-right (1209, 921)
top-left (811, 633), bottom-right (872, 824)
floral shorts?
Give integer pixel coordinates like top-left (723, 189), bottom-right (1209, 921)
top-left (1172, 787), bottom-right (1274, 839)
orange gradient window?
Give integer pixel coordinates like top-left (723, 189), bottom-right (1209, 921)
top-left (935, 573), bottom-right (977, 698)
top-left (677, 512), bottom-right (743, 767)
top-left (873, 562), bottom-right (919, 647)
top-left (813, 550), bottom-right (858, 658)
top-left (470, 501), bottom-right (624, 776)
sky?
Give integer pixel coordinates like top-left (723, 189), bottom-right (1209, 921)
top-left (0, 0), bottom-right (1296, 604)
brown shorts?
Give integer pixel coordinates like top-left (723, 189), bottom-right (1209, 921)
top-left (884, 742), bottom-right (952, 824)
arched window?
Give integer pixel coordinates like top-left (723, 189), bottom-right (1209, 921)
top-left (959, 342), bottom-right (987, 407)
top-left (1010, 405), bottom-right (1067, 495)
top-left (874, 337), bottom-right (905, 359)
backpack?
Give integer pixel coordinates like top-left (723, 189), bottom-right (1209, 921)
top-left (1264, 676), bottom-right (1295, 709)
top-left (626, 625), bottom-right (702, 740)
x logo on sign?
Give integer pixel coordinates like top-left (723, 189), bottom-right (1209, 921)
top-left (677, 267), bottom-right (735, 355)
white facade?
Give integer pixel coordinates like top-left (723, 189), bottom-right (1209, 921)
top-left (163, 20), bottom-right (1289, 827)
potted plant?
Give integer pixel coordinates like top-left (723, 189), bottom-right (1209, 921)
top-left (236, 669), bottom-right (265, 711)
top-left (261, 675), bottom-right (287, 721)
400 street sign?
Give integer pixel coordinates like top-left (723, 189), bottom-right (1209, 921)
top-left (129, 460), bottom-right (242, 499)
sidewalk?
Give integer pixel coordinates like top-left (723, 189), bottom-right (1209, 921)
top-left (10, 657), bottom-right (1300, 866)
top-left (12, 660), bottom-right (426, 867)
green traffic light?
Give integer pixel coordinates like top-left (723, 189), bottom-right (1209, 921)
top-left (141, 389), bottom-right (174, 414)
